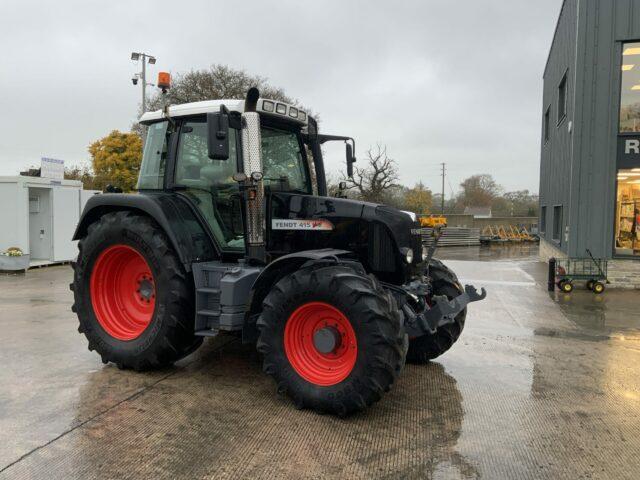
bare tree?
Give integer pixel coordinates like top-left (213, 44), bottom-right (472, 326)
top-left (343, 144), bottom-right (400, 204)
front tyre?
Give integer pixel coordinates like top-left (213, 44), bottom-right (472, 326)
top-left (71, 211), bottom-right (202, 371)
top-left (257, 265), bottom-right (406, 416)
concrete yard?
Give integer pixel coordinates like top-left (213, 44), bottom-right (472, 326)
top-left (2, 246), bottom-right (640, 479)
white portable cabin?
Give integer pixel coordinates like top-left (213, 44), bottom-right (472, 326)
top-left (0, 176), bottom-right (100, 266)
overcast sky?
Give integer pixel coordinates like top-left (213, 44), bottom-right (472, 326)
top-left (0, 0), bottom-right (561, 195)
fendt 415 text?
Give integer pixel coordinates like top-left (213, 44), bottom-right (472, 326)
top-left (71, 80), bottom-right (485, 415)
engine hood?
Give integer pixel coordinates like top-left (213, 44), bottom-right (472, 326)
top-left (267, 192), bottom-right (422, 284)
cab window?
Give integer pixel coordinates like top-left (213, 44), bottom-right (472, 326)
top-left (138, 121), bottom-right (169, 190)
top-left (261, 127), bottom-right (310, 193)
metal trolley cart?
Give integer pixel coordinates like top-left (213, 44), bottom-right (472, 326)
top-left (554, 249), bottom-right (608, 294)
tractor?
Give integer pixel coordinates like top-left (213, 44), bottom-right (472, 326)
top-left (71, 82), bottom-right (485, 416)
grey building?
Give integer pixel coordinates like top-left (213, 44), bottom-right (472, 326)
top-left (539, 0), bottom-right (640, 286)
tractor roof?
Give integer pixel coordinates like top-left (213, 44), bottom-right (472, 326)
top-left (139, 98), bottom-right (308, 126)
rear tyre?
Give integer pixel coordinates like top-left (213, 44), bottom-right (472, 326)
top-left (257, 264), bottom-right (407, 416)
top-left (71, 211), bottom-right (202, 371)
top-left (586, 279), bottom-right (594, 291)
top-left (406, 259), bottom-right (466, 364)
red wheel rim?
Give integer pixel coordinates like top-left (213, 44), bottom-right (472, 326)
top-left (90, 244), bottom-right (155, 341)
top-left (284, 302), bottom-right (357, 386)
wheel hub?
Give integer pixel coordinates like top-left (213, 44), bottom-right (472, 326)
top-left (137, 277), bottom-right (155, 302)
top-left (313, 326), bottom-right (342, 354)
top-left (284, 302), bottom-right (357, 386)
top-left (90, 244), bottom-right (156, 341)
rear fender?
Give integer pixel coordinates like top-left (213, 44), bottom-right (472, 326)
top-left (74, 193), bottom-right (216, 270)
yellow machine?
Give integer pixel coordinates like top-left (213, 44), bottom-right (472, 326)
top-left (419, 215), bottom-right (447, 228)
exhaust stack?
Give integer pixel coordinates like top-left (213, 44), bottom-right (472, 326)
top-left (245, 87), bottom-right (260, 113)
top-left (241, 87), bottom-right (265, 264)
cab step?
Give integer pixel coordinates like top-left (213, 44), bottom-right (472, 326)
top-left (195, 328), bottom-right (219, 337)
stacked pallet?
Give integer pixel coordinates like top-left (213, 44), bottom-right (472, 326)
top-left (420, 227), bottom-right (481, 247)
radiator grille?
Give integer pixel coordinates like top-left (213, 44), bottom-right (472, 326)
top-left (368, 223), bottom-right (396, 272)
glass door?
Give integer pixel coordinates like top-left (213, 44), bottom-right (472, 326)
top-left (174, 119), bottom-right (245, 252)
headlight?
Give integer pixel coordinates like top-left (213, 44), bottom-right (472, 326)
top-left (402, 248), bottom-right (414, 264)
top-left (422, 245), bottom-right (428, 262)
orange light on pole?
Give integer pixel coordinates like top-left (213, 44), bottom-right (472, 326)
top-left (157, 72), bottom-right (171, 90)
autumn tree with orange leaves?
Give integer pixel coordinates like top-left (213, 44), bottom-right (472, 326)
top-left (88, 130), bottom-right (143, 192)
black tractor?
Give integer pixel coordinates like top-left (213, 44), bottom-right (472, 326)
top-left (71, 86), bottom-right (485, 416)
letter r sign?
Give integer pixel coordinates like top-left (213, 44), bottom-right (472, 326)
top-left (616, 135), bottom-right (640, 168)
top-left (625, 139), bottom-right (640, 154)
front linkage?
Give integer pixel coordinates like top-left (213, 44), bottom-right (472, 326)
top-left (393, 225), bottom-right (486, 338)
top-left (396, 277), bottom-right (486, 337)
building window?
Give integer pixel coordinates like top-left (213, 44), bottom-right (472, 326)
top-left (540, 206), bottom-right (547, 233)
top-left (620, 42), bottom-right (640, 132)
top-left (544, 107), bottom-right (550, 143)
top-left (557, 73), bottom-right (567, 124)
top-left (615, 168), bottom-right (640, 255)
top-left (552, 205), bottom-right (562, 242)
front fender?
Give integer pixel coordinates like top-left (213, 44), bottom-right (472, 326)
top-left (248, 248), bottom-right (354, 309)
top-left (241, 249), bottom-right (361, 343)
top-left (74, 193), bottom-right (216, 270)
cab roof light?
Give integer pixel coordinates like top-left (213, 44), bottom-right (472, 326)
top-left (276, 103), bottom-right (287, 114)
top-left (299, 111), bottom-right (307, 122)
top-left (157, 71), bottom-right (171, 90)
top-left (289, 107), bottom-right (298, 118)
top-left (262, 100), bottom-right (274, 112)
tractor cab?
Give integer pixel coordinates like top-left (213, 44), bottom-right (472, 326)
top-left (136, 89), bottom-right (365, 272)
top-left (137, 95), bottom-right (317, 256)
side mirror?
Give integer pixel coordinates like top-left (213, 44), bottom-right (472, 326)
top-left (207, 112), bottom-right (229, 160)
top-left (346, 143), bottom-right (355, 177)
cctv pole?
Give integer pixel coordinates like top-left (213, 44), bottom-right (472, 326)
top-left (131, 52), bottom-right (155, 114)
top-left (141, 54), bottom-right (147, 114)
top-left (440, 162), bottom-right (446, 214)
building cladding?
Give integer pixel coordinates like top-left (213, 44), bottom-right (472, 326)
top-left (540, 0), bottom-right (640, 284)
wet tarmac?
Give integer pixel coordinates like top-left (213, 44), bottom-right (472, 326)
top-left (2, 247), bottom-right (640, 479)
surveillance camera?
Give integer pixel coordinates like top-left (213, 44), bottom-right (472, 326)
top-left (132, 77), bottom-right (138, 85)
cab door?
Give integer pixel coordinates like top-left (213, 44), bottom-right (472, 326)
top-left (172, 117), bottom-right (245, 253)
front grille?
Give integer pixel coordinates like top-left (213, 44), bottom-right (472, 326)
top-left (368, 223), bottom-right (396, 272)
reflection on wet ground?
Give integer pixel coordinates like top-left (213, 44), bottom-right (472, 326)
top-left (1, 251), bottom-right (640, 479)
